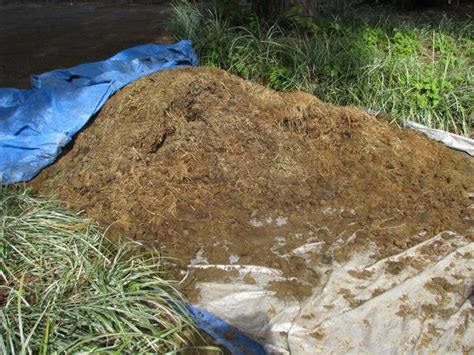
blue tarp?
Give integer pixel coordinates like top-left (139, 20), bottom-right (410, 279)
top-left (0, 40), bottom-right (198, 184)
top-left (187, 305), bottom-right (266, 354)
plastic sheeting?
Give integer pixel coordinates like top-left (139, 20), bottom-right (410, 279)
top-left (365, 109), bottom-right (474, 156)
top-left (190, 231), bottom-right (474, 354)
top-left (0, 40), bottom-right (197, 184)
top-left (187, 305), bottom-right (266, 354)
top-left (404, 120), bottom-right (474, 156)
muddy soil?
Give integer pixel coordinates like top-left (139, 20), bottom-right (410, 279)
top-left (31, 67), bottom-right (473, 301)
top-left (0, 1), bottom-right (171, 88)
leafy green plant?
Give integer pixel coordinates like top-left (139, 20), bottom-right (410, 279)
top-left (461, 38), bottom-right (474, 58)
top-left (268, 65), bottom-right (291, 90)
top-left (229, 46), bottom-right (253, 78)
top-left (324, 61), bottom-right (342, 78)
top-left (392, 28), bottom-right (421, 56)
top-left (411, 76), bottom-right (454, 109)
top-left (434, 33), bottom-right (460, 56)
top-left (362, 27), bottom-right (386, 48)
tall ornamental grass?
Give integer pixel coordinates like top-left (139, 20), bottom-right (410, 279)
top-left (0, 188), bottom-right (212, 354)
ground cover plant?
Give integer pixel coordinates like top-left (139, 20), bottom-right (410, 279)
top-left (0, 187), bottom-right (212, 354)
top-left (171, 0), bottom-right (473, 136)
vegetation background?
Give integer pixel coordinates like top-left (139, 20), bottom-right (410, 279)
top-left (172, 0), bottom-right (473, 136)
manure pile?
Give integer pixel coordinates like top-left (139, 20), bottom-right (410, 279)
top-left (32, 67), bottom-right (473, 300)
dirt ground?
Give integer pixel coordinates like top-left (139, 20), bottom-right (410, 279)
top-left (31, 67), bottom-right (474, 301)
top-left (0, 1), bottom-right (172, 88)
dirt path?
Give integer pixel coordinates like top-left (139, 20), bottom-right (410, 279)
top-left (0, 1), bottom-right (172, 88)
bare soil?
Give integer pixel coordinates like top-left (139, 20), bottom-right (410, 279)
top-left (0, 1), bottom-right (171, 88)
top-left (31, 67), bottom-right (474, 301)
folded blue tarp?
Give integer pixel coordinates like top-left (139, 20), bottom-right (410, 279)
top-left (0, 40), bottom-right (198, 184)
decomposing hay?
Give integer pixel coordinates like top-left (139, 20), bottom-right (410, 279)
top-left (31, 67), bottom-right (473, 300)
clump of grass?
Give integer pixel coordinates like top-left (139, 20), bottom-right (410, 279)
top-left (171, 1), bottom-right (473, 136)
top-left (0, 187), bottom-right (208, 353)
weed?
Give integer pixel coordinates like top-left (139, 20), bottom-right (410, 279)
top-left (362, 27), bottom-right (387, 48)
top-left (392, 28), bottom-right (421, 56)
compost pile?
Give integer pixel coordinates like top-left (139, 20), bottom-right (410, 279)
top-left (32, 67), bottom-right (473, 300)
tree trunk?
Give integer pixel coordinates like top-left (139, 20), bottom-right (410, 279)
top-left (252, 0), bottom-right (314, 19)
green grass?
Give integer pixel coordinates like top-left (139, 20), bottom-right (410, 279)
top-left (0, 187), bottom-right (214, 354)
top-left (171, 1), bottom-right (473, 136)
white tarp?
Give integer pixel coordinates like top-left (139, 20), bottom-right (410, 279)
top-left (363, 109), bottom-right (474, 156)
top-left (189, 230), bottom-right (474, 353)
top-left (404, 120), bottom-right (474, 156)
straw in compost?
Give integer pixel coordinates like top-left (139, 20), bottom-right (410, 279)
top-left (31, 67), bottom-right (474, 301)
